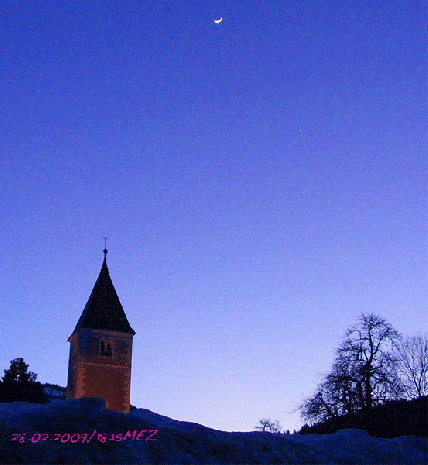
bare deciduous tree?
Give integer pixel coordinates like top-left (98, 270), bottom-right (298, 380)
top-left (255, 418), bottom-right (282, 433)
top-left (397, 334), bottom-right (428, 398)
top-left (269, 419), bottom-right (282, 434)
top-left (337, 313), bottom-right (403, 411)
top-left (300, 313), bottom-right (404, 424)
top-left (255, 418), bottom-right (272, 432)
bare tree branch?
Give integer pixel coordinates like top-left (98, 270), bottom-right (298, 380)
top-left (300, 313), bottom-right (404, 424)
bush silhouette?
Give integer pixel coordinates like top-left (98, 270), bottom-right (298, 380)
top-left (299, 397), bottom-right (427, 438)
top-left (0, 358), bottom-right (48, 405)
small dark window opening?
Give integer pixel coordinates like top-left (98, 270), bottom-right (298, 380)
top-left (100, 339), bottom-right (113, 357)
top-left (106, 342), bottom-right (112, 357)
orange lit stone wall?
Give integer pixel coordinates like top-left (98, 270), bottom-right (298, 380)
top-left (66, 329), bottom-right (133, 414)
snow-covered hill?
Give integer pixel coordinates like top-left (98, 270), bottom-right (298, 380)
top-left (0, 398), bottom-right (426, 464)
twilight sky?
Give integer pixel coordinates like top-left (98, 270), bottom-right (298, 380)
top-left (0, 0), bottom-right (426, 433)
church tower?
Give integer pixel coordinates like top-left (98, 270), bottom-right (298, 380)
top-left (66, 249), bottom-right (135, 413)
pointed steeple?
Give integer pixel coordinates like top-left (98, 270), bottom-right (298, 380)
top-left (70, 250), bottom-right (135, 336)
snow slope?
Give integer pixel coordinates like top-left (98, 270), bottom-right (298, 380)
top-left (0, 398), bottom-right (426, 464)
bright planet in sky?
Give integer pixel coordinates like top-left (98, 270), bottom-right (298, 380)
top-left (214, 17), bottom-right (223, 24)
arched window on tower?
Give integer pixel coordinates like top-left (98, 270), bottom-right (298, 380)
top-left (106, 342), bottom-right (112, 357)
top-left (100, 339), bottom-right (113, 357)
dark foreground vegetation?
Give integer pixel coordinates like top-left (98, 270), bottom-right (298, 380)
top-left (0, 358), bottom-right (48, 405)
top-left (299, 396), bottom-right (427, 438)
top-left (0, 380), bottom-right (47, 405)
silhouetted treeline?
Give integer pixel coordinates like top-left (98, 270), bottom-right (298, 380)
top-left (299, 396), bottom-right (427, 438)
top-left (42, 382), bottom-right (66, 392)
top-left (0, 358), bottom-right (48, 405)
top-left (0, 380), bottom-right (48, 404)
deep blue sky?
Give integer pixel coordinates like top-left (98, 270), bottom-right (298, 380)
top-left (1, 0), bottom-right (426, 432)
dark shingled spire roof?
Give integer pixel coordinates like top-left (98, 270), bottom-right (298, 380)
top-left (70, 250), bottom-right (135, 336)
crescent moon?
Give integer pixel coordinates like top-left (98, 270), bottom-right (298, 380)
top-left (214, 17), bottom-right (223, 24)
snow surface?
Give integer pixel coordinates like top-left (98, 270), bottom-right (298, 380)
top-left (0, 398), bottom-right (426, 464)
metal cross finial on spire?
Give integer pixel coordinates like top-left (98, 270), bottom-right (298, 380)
top-left (103, 237), bottom-right (108, 257)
